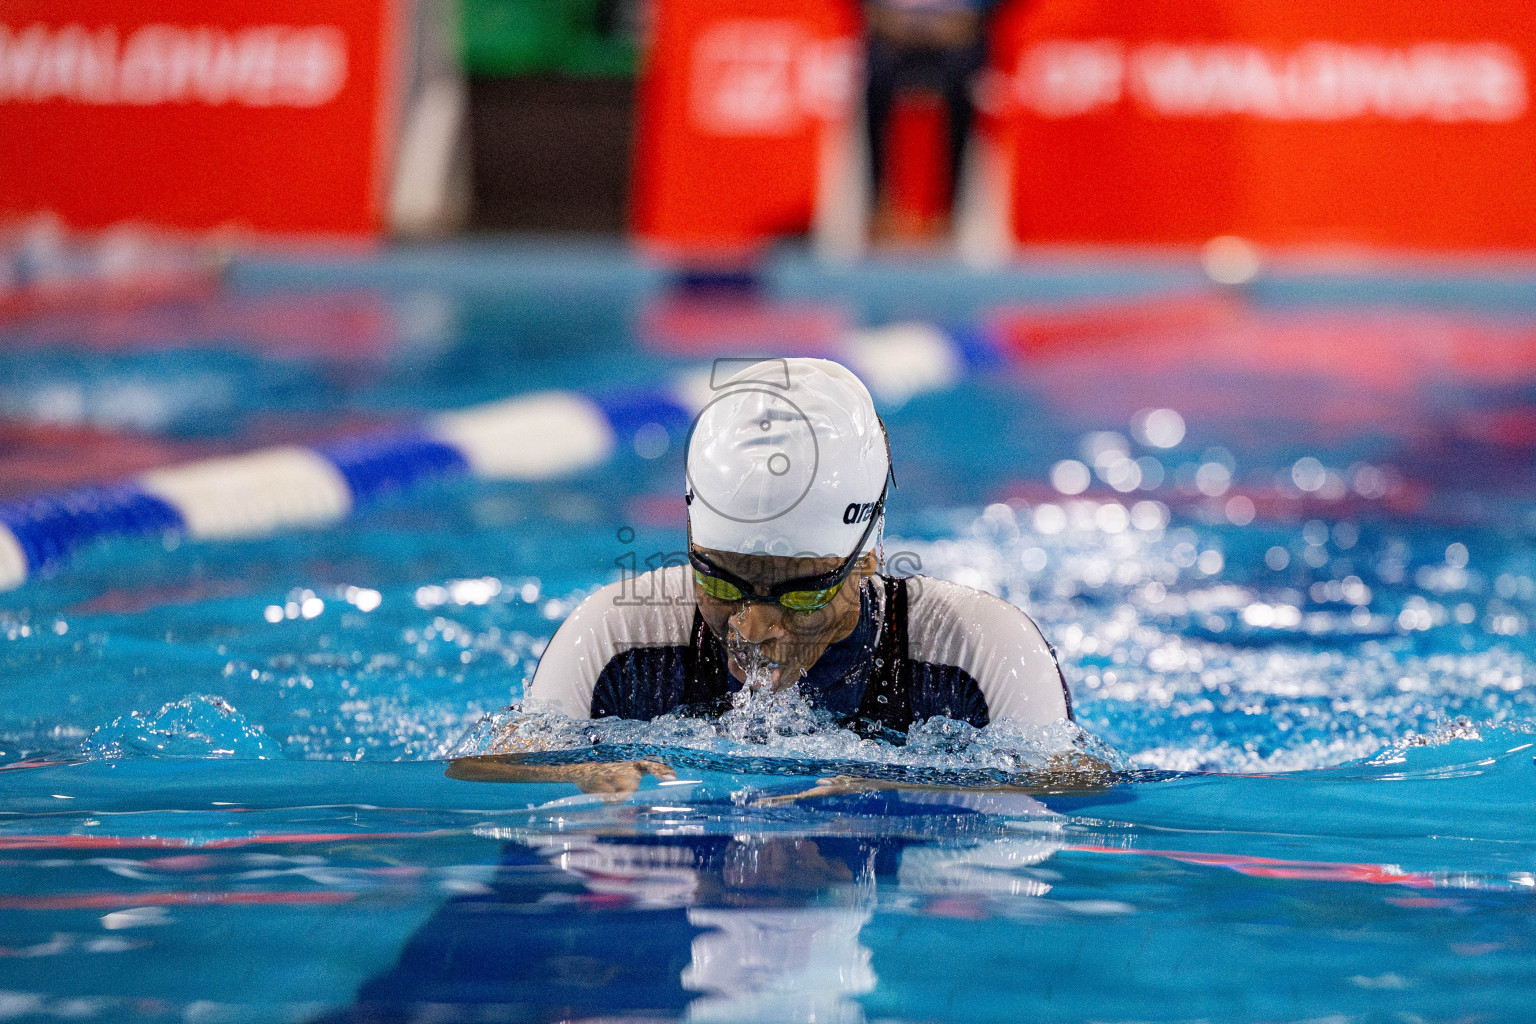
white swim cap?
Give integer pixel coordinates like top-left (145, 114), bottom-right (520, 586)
top-left (686, 358), bottom-right (890, 558)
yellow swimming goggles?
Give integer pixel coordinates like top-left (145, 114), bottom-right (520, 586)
top-left (686, 490), bottom-right (885, 612)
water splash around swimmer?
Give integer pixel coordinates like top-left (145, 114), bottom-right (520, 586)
top-left (716, 625), bottom-right (823, 744)
top-left (724, 623), bottom-right (785, 694)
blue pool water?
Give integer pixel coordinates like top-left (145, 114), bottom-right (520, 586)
top-left (4, 242), bottom-right (1536, 1022)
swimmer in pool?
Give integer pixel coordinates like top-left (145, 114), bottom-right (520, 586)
top-left (450, 358), bottom-right (1086, 792)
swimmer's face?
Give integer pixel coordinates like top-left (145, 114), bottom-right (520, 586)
top-left (693, 548), bottom-right (874, 691)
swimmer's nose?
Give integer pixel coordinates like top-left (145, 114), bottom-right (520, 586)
top-left (731, 602), bottom-right (786, 643)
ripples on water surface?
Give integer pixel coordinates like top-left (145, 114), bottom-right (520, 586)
top-left (5, 504), bottom-right (1532, 777)
top-left (3, 252), bottom-right (1536, 1021)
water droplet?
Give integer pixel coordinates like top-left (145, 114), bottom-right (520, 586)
top-left (876, 694), bottom-right (889, 704)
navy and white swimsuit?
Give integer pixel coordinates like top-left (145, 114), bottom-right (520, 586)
top-left (527, 565), bottom-right (1071, 735)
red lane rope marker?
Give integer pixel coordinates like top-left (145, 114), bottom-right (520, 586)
top-left (0, 830), bottom-right (458, 851)
top-left (1069, 845), bottom-right (1435, 888)
top-left (0, 891), bottom-right (358, 910)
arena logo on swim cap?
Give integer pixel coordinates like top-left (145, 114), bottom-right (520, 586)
top-left (843, 502), bottom-right (878, 524)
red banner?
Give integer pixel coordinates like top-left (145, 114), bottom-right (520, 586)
top-left (983, 0), bottom-right (1536, 250)
top-left (0, 0), bottom-right (399, 238)
top-left (631, 0), bottom-right (859, 252)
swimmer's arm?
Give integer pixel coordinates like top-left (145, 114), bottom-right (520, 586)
top-left (754, 752), bottom-right (1116, 805)
top-left (446, 754), bottom-right (676, 794)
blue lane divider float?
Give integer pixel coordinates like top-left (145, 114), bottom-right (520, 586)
top-left (0, 485), bottom-right (184, 588)
top-left (0, 322), bottom-right (978, 592)
top-left (0, 391), bottom-right (618, 592)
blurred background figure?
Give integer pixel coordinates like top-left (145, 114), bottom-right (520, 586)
top-left (863, 0), bottom-right (994, 246)
top-left (6, 0), bottom-right (1536, 257)
top-left (458, 0), bottom-right (641, 233)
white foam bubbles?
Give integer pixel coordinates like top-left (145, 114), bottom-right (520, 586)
top-left (1195, 462), bottom-right (1231, 497)
top-left (1292, 457), bottom-right (1327, 492)
top-left (1051, 460), bottom-right (1091, 495)
top-left (1130, 408), bottom-right (1186, 449)
top-left (82, 694), bottom-right (281, 759)
top-left (1034, 504), bottom-right (1068, 535)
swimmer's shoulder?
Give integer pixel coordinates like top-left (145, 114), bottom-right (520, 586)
top-left (526, 565), bottom-right (696, 717)
top-left (899, 573), bottom-right (1045, 631)
top-left (568, 563), bottom-right (696, 634)
top-left (896, 573), bottom-right (1070, 725)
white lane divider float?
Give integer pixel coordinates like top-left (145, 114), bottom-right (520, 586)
top-left (138, 448), bottom-right (355, 541)
top-left (431, 392), bottom-right (614, 480)
top-left (0, 529), bottom-right (26, 593)
top-left (0, 390), bottom-right (621, 592)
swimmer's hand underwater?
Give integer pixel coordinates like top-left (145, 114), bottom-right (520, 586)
top-left (445, 754), bottom-right (676, 794)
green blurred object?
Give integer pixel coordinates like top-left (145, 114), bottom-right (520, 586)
top-left (459, 0), bottom-right (638, 77)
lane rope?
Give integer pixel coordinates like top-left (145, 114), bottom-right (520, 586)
top-left (0, 324), bottom-right (976, 591)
